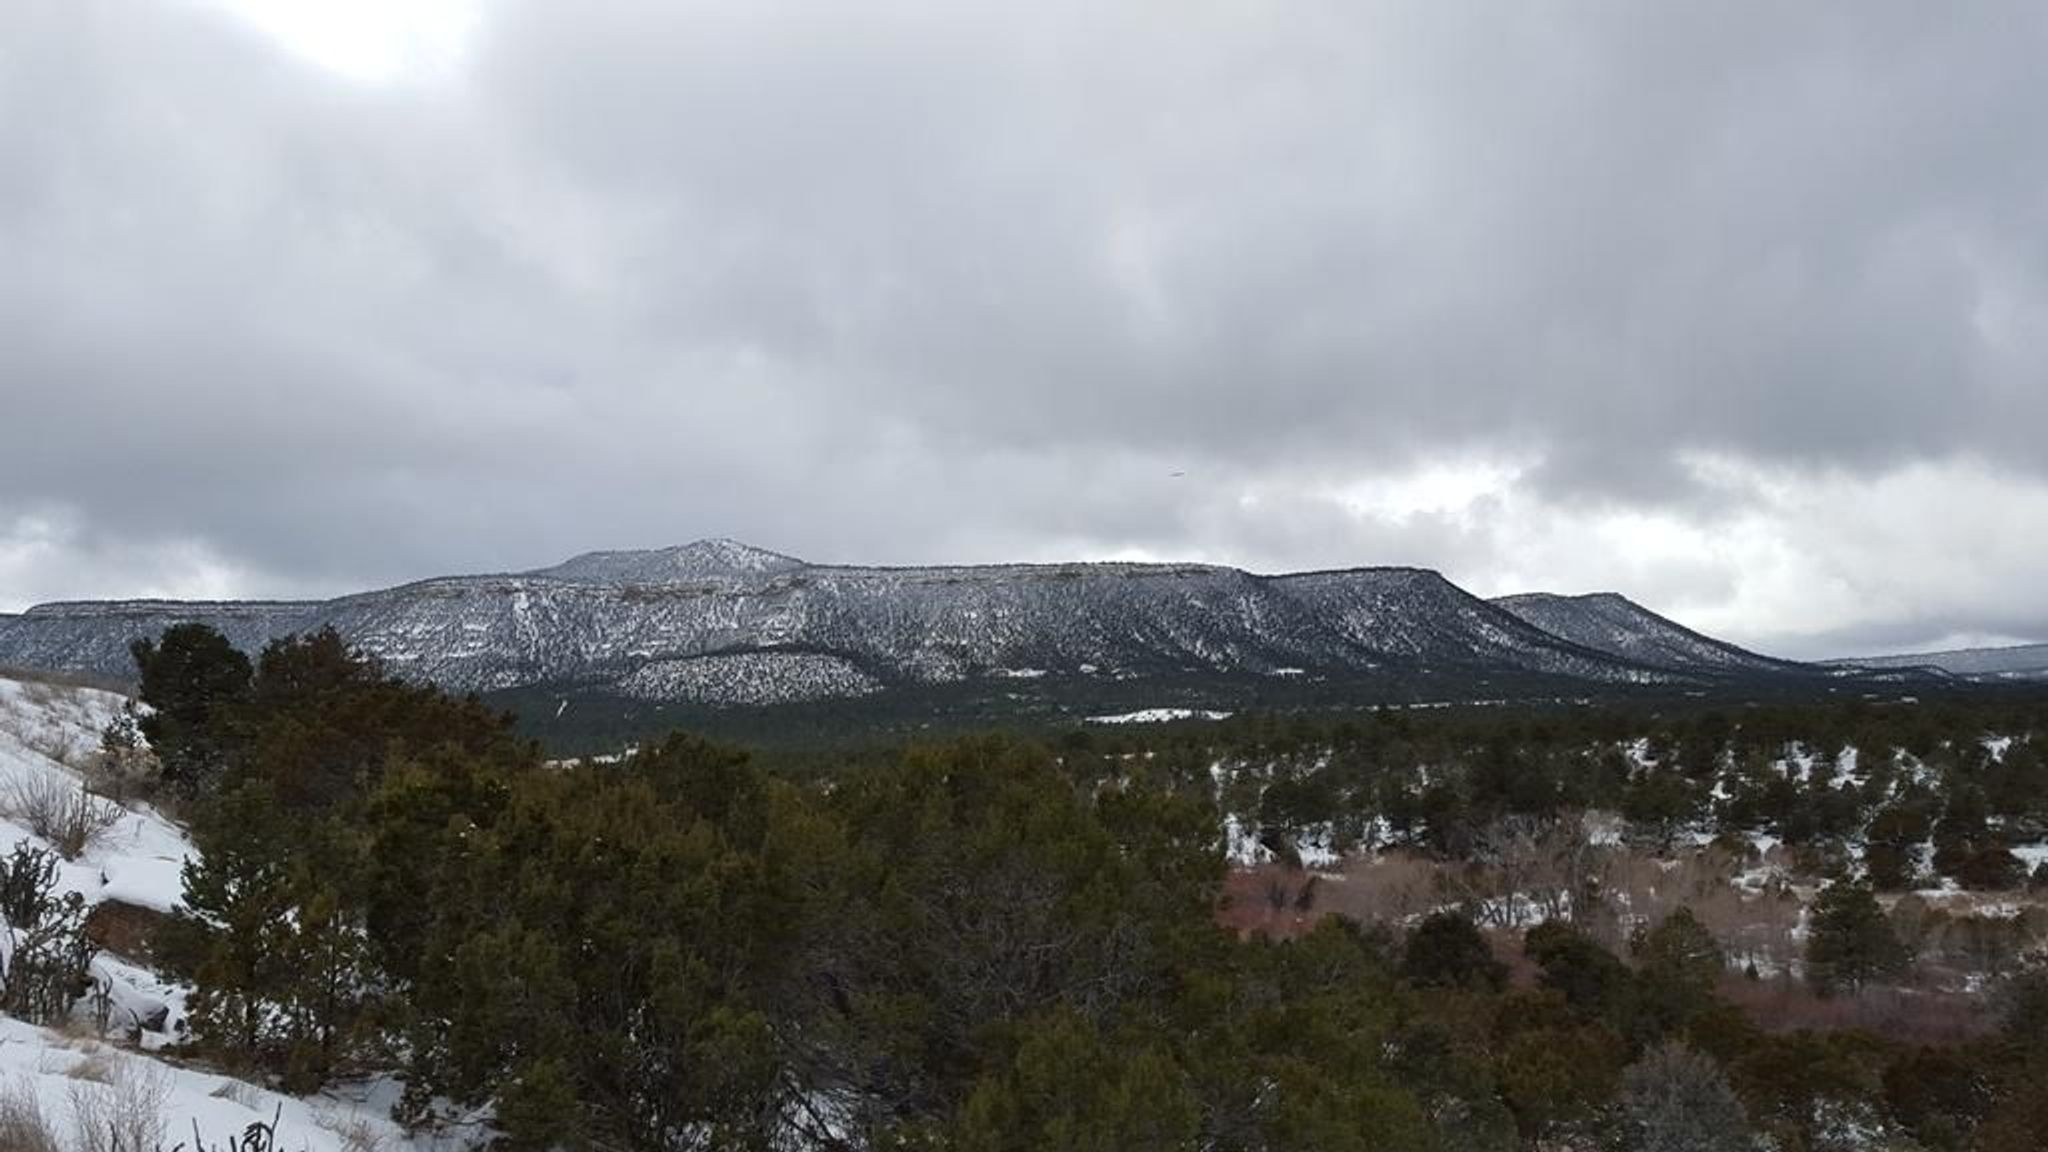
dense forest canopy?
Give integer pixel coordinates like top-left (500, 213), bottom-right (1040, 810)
top-left (122, 624), bottom-right (2048, 1150)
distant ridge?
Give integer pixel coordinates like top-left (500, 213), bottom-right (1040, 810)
top-left (1828, 641), bottom-right (2048, 681)
top-left (1491, 591), bottom-right (1807, 677)
top-left (0, 540), bottom-right (1900, 710)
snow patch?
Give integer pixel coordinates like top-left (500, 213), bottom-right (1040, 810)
top-left (1086, 708), bottom-right (1233, 725)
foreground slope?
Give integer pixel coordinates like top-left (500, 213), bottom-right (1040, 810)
top-left (0, 672), bottom-right (445, 1152)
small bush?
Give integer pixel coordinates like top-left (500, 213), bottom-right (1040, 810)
top-left (3, 775), bottom-right (126, 860)
top-left (85, 705), bottom-right (159, 807)
top-left (0, 842), bottom-right (98, 1025)
top-left (1617, 1041), bottom-right (1752, 1152)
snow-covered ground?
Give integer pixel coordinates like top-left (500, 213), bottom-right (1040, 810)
top-left (0, 673), bottom-right (476, 1152)
top-left (0, 1015), bottom-right (441, 1152)
top-left (1086, 707), bottom-right (1233, 724)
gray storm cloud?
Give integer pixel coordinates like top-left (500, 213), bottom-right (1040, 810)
top-left (1, 0), bottom-right (2044, 658)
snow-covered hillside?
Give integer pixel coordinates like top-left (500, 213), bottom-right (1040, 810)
top-left (0, 678), bottom-right (186, 941)
top-left (0, 541), bottom-right (1878, 712)
top-left (1491, 591), bottom-right (1806, 677)
top-left (0, 673), bottom-right (468, 1152)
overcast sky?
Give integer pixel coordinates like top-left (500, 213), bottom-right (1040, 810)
top-left (3, 0), bottom-right (2045, 659)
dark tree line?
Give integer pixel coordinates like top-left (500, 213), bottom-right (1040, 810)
top-left (133, 624), bottom-right (2048, 1150)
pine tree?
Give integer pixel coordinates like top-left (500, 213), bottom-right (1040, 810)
top-left (129, 623), bottom-right (252, 796)
top-left (1805, 880), bottom-right (1908, 996)
top-left (1632, 907), bottom-right (1724, 1035)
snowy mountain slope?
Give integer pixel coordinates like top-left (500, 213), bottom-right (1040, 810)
top-left (0, 601), bottom-right (314, 686)
top-left (1491, 591), bottom-right (1810, 677)
top-left (1827, 642), bottom-right (2048, 681)
top-left (0, 542), bottom-right (1845, 708)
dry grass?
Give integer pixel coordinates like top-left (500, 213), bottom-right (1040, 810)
top-left (0, 667), bottom-right (132, 696)
top-left (0, 1078), bottom-right (63, 1152)
top-left (2, 774), bottom-right (127, 860)
top-left (315, 1108), bottom-right (391, 1152)
top-left (68, 1061), bottom-right (171, 1152)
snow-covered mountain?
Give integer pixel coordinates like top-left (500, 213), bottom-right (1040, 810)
top-left (0, 542), bottom-right (1844, 707)
top-left (1829, 642), bottom-right (2048, 681)
top-left (1490, 591), bottom-right (1808, 678)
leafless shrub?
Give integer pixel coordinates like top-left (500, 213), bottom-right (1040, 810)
top-left (315, 1108), bottom-right (390, 1152)
top-left (67, 1060), bottom-right (170, 1152)
top-left (0, 1078), bottom-right (63, 1152)
top-left (3, 775), bottom-right (127, 860)
top-left (1448, 813), bottom-right (1614, 930)
top-left (1716, 972), bottom-right (1996, 1044)
top-left (1326, 851), bottom-right (1443, 925)
top-left (23, 730), bottom-right (84, 774)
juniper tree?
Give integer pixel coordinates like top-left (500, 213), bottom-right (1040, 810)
top-left (1616, 1041), bottom-right (1751, 1152)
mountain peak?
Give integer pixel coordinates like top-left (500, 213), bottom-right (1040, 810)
top-left (534, 539), bottom-right (807, 585)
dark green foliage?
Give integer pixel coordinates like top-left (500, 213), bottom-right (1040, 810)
top-left (404, 736), bottom-right (794, 1149)
top-left (1806, 880), bottom-right (1910, 997)
top-left (1728, 1030), bottom-right (1893, 1151)
top-left (1931, 783), bottom-right (2006, 883)
top-left (1863, 802), bottom-right (1932, 890)
top-left (1883, 1047), bottom-right (1992, 1150)
top-left (158, 627), bottom-right (533, 1087)
top-left (1524, 920), bottom-right (1632, 1025)
top-left (775, 737), bottom-right (1230, 1146)
top-left (1950, 846), bottom-right (2026, 891)
top-left (0, 840), bottom-right (60, 931)
top-left (1632, 907), bottom-right (1725, 1036)
top-left (133, 624), bottom-right (2048, 1150)
top-left (1488, 989), bottom-right (1626, 1140)
top-left (1401, 911), bottom-right (1506, 992)
top-left (130, 622), bottom-right (252, 796)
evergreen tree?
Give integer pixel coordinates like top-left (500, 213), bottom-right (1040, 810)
top-left (1632, 907), bottom-right (1725, 1036)
top-left (1805, 880), bottom-right (1908, 996)
top-left (129, 622), bottom-right (252, 796)
top-left (1524, 921), bottom-right (1631, 1024)
top-left (1400, 911), bottom-right (1506, 992)
top-left (1616, 1041), bottom-right (1751, 1152)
